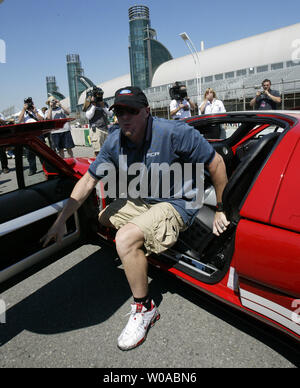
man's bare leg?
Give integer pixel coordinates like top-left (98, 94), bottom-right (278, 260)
top-left (115, 223), bottom-right (148, 298)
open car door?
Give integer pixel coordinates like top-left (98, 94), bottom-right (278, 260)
top-left (0, 120), bottom-right (97, 290)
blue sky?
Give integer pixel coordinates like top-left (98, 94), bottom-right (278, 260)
top-left (0, 0), bottom-right (299, 113)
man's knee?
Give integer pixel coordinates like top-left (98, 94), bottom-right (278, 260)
top-left (115, 223), bottom-right (144, 257)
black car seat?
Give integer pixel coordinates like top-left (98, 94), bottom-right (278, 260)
top-left (177, 131), bottom-right (281, 257)
top-left (222, 131), bottom-right (280, 223)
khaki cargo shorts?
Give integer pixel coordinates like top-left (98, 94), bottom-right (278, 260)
top-left (89, 127), bottom-right (108, 153)
top-left (99, 198), bottom-right (186, 255)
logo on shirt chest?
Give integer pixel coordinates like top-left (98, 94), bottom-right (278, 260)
top-left (146, 151), bottom-right (160, 158)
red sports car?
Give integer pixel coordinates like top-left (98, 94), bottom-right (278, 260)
top-left (0, 112), bottom-right (299, 342)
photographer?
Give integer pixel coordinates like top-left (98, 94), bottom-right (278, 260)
top-left (18, 97), bottom-right (44, 175)
top-left (18, 97), bottom-right (44, 123)
top-left (250, 79), bottom-right (281, 110)
top-left (169, 82), bottom-right (195, 119)
top-left (0, 112), bottom-right (6, 125)
top-left (46, 96), bottom-right (75, 158)
top-left (83, 86), bottom-right (112, 156)
top-left (0, 112), bottom-right (9, 174)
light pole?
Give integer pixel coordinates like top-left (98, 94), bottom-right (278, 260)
top-left (179, 32), bottom-right (202, 114)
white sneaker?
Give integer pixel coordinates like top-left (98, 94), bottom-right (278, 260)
top-left (118, 301), bottom-right (160, 350)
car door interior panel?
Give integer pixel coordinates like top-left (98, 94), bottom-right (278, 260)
top-left (0, 177), bottom-right (78, 273)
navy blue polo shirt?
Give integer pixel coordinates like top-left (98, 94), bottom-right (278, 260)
top-left (88, 116), bottom-right (215, 226)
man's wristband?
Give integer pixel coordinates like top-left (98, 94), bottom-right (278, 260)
top-left (216, 202), bottom-right (224, 212)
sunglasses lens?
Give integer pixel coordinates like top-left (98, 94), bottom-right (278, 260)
top-left (114, 107), bottom-right (140, 116)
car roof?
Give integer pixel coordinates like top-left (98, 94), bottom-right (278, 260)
top-left (187, 110), bottom-right (300, 118)
top-left (185, 110), bottom-right (300, 126)
top-left (0, 118), bottom-right (73, 140)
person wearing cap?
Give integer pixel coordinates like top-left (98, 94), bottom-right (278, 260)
top-left (83, 87), bottom-right (113, 156)
top-left (42, 86), bottom-right (229, 351)
top-left (46, 96), bottom-right (75, 158)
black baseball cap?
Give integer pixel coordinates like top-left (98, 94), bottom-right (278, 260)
top-left (109, 86), bottom-right (149, 110)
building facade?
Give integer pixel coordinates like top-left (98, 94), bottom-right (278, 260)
top-left (66, 54), bottom-right (86, 113)
top-left (72, 21), bottom-right (300, 118)
top-left (128, 5), bottom-right (172, 90)
top-left (46, 76), bottom-right (65, 101)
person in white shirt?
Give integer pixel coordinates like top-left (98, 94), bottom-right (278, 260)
top-left (169, 83), bottom-right (196, 120)
top-left (18, 97), bottom-right (44, 123)
top-left (200, 88), bottom-right (226, 115)
top-left (18, 97), bottom-right (44, 175)
top-left (0, 112), bottom-right (5, 123)
top-left (38, 107), bottom-right (48, 119)
top-left (199, 88), bottom-right (226, 139)
top-left (46, 96), bottom-right (75, 158)
top-left (38, 106), bottom-right (54, 149)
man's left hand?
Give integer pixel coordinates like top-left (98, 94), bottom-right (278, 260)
top-left (213, 211), bottom-right (230, 236)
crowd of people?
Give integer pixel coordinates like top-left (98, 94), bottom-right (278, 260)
top-left (0, 78), bottom-right (282, 175)
top-left (0, 95), bottom-right (75, 175)
top-left (169, 78), bottom-right (281, 118)
top-left (168, 78), bottom-right (281, 138)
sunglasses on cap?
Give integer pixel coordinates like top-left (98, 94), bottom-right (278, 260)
top-left (113, 106), bottom-right (140, 117)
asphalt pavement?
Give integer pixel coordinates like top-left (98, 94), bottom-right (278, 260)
top-left (0, 146), bottom-right (299, 369)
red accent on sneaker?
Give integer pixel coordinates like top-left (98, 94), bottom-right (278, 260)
top-left (134, 303), bottom-right (144, 313)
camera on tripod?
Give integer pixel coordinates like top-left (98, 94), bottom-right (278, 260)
top-left (169, 82), bottom-right (188, 101)
top-left (86, 86), bottom-right (104, 102)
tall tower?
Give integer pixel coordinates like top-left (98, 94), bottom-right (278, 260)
top-left (46, 76), bottom-right (58, 96)
top-left (66, 54), bottom-right (85, 113)
top-left (46, 76), bottom-right (65, 100)
top-left (128, 5), bottom-right (172, 90)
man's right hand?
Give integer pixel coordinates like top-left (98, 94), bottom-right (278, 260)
top-left (40, 220), bottom-right (66, 248)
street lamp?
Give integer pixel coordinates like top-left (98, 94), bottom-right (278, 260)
top-left (179, 32), bottom-right (202, 114)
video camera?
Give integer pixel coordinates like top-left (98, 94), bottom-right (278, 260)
top-left (86, 86), bottom-right (104, 103)
top-left (169, 82), bottom-right (188, 101)
top-left (24, 97), bottom-right (34, 110)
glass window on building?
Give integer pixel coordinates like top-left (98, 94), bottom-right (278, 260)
top-left (249, 67), bottom-right (255, 74)
top-left (204, 76), bottom-right (213, 83)
top-left (225, 71), bottom-right (234, 79)
top-left (187, 79), bottom-right (195, 86)
top-left (236, 69), bottom-right (247, 77)
top-left (215, 73), bottom-right (223, 80)
top-left (271, 62), bottom-right (283, 70)
top-left (257, 65), bottom-right (268, 73)
top-left (286, 60), bottom-right (300, 67)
